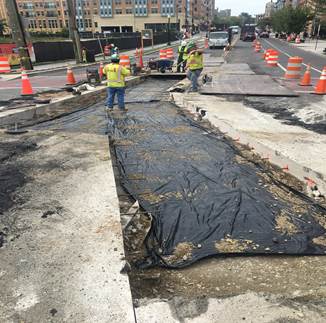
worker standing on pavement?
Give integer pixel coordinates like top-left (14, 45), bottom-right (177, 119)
top-left (185, 42), bottom-right (204, 92)
top-left (103, 54), bottom-right (130, 112)
top-left (177, 41), bottom-right (187, 73)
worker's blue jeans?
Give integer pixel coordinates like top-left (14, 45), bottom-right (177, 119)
top-left (106, 87), bottom-right (126, 110)
top-left (187, 68), bottom-right (203, 91)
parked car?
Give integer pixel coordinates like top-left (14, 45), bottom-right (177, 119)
top-left (208, 31), bottom-right (229, 49)
top-left (260, 31), bottom-right (269, 38)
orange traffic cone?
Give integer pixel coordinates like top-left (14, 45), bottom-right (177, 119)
top-left (315, 66), bottom-right (326, 95)
top-left (299, 64), bottom-right (312, 86)
top-left (21, 70), bottom-right (34, 96)
top-left (66, 66), bottom-right (76, 85)
top-left (99, 61), bottom-right (103, 80)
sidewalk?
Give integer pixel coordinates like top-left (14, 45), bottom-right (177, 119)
top-left (288, 38), bottom-right (326, 57)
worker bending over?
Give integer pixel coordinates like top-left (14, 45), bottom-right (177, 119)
top-left (185, 42), bottom-right (204, 92)
top-left (103, 54), bottom-right (130, 112)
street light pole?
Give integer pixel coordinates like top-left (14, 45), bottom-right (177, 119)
top-left (167, 14), bottom-right (171, 45)
top-left (5, 0), bottom-right (33, 70)
top-left (66, 0), bottom-right (82, 64)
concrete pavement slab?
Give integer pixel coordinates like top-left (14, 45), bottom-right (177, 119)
top-left (200, 74), bottom-right (297, 96)
top-left (0, 131), bottom-right (135, 322)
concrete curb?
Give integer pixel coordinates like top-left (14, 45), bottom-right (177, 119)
top-left (0, 75), bottom-right (146, 128)
top-left (172, 93), bottom-right (326, 196)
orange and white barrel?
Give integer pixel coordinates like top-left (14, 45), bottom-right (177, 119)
top-left (159, 49), bottom-right (167, 59)
top-left (267, 50), bottom-right (279, 67)
top-left (284, 56), bottom-right (303, 79)
top-left (119, 55), bottom-right (130, 69)
top-left (264, 48), bottom-right (273, 61)
top-left (255, 42), bottom-right (262, 53)
top-left (166, 48), bottom-right (174, 59)
top-left (0, 56), bottom-right (11, 73)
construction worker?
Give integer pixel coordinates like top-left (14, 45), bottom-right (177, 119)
top-left (185, 42), bottom-right (204, 92)
top-left (103, 54), bottom-right (130, 112)
top-left (82, 47), bottom-right (87, 63)
top-left (177, 40), bottom-right (187, 73)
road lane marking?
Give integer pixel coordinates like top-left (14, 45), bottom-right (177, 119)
top-left (262, 39), bottom-right (323, 73)
top-left (277, 63), bottom-right (287, 72)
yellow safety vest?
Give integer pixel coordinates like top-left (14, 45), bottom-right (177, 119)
top-left (182, 46), bottom-right (188, 61)
top-left (103, 63), bottom-right (130, 88)
top-left (187, 52), bottom-right (203, 70)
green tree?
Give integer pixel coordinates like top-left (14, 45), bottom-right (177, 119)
top-left (212, 16), bottom-right (242, 29)
top-left (0, 19), bottom-right (7, 36)
top-left (257, 17), bottom-right (272, 30)
top-left (271, 6), bottom-right (312, 34)
top-left (239, 12), bottom-right (255, 26)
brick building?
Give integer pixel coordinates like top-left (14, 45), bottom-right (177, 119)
top-left (0, 0), bottom-right (215, 34)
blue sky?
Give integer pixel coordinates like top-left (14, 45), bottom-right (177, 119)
top-left (216, 0), bottom-right (266, 16)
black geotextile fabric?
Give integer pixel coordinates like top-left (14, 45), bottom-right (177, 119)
top-left (107, 102), bottom-right (326, 268)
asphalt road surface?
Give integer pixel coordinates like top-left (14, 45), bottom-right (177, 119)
top-left (260, 38), bottom-right (326, 79)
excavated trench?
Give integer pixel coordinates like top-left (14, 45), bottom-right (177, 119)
top-left (2, 77), bottom-right (326, 302)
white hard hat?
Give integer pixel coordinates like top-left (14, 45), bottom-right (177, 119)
top-left (181, 40), bottom-right (187, 46)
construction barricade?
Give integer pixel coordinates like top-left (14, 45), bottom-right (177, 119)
top-left (0, 56), bottom-right (11, 73)
top-left (255, 42), bottom-right (262, 53)
top-left (159, 49), bottom-right (167, 59)
top-left (284, 57), bottom-right (303, 79)
top-left (120, 55), bottom-right (130, 69)
top-left (267, 50), bottom-right (279, 67)
top-left (166, 48), bottom-right (174, 59)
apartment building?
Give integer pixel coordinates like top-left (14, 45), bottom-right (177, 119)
top-left (0, 0), bottom-right (98, 33)
top-left (0, 0), bottom-right (215, 34)
top-left (93, 0), bottom-right (214, 32)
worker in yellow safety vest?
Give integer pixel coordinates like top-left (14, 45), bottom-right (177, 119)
top-left (177, 40), bottom-right (187, 73)
top-left (185, 42), bottom-right (204, 92)
top-left (103, 54), bottom-right (130, 111)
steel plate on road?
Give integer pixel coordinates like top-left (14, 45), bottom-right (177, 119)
top-left (221, 63), bottom-right (255, 75)
top-left (200, 74), bottom-right (298, 97)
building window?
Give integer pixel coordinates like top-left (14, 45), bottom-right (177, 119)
top-left (151, 0), bottom-right (157, 3)
top-left (115, 0), bottom-right (121, 4)
top-left (94, 21), bottom-right (98, 27)
top-left (126, 8), bottom-right (133, 14)
top-left (115, 8), bottom-right (122, 14)
top-left (151, 7), bottom-right (158, 13)
top-left (125, 0), bottom-right (132, 4)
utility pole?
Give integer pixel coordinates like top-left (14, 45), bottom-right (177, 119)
top-left (5, 0), bottom-right (33, 70)
top-left (66, 0), bottom-right (82, 63)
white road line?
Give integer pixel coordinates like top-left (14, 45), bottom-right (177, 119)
top-left (277, 62), bottom-right (287, 72)
top-left (262, 38), bottom-right (323, 73)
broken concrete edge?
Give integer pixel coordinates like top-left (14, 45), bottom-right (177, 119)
top-left (0, 75), bottom-right (147, 129)
top-left (171, 92), bottom-right (326, 197)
